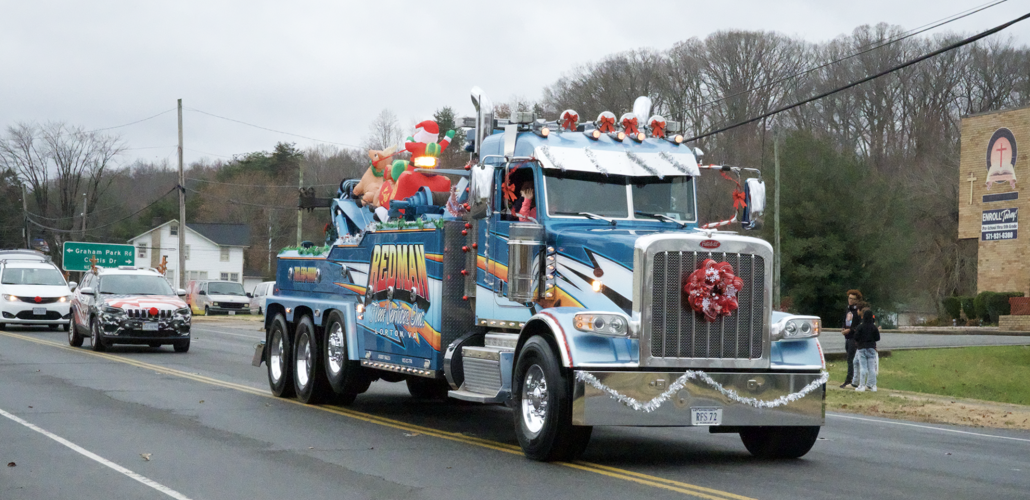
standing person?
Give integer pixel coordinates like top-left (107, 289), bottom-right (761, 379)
top-left (854, 308), bottom-right (880, 391)
top-left (840, 290), bottom-right (863, 388)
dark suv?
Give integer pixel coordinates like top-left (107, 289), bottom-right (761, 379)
top-left (70, 267), bottom-right (192, 352)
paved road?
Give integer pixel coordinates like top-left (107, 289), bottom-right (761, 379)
top-left (819, 330), bottom-right (1030, 354)
top-left (1, 319), bottom-right (1028, 500)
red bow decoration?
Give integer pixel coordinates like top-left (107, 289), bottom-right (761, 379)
top-left (683, 259), bottom-right (745, 322)
top-left (719, 171), bottom-right (747, 210)
top-left (561, 111), bottom-right (579, 131)
top-left (501, 180), bottom-right (516, 202)
top-left (622, 117), bottom-right (639, 135)
top-left (597, 116), bottom-right (616, 133)
top-left (650, 119), bottom-right (666, 138)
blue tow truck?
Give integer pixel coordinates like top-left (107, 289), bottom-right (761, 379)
top-left (255, 88), bottom-right (827, 461)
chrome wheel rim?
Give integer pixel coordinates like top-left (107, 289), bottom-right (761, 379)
top-left (270, 329), bottom-right (284, 382)
top-left (90, 322), bottom-right (98, 345)
top-left (69, 327), bottom-right (74, 343)
top-left (327, 323), bottom-right (345, 376)
top-left (295, 331), bottom-right (312, 388)
top-left (521, 365), bottom-right (548, 435)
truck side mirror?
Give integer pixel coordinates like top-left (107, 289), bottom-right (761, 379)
top-left (741, 178), bottom-right (766, 231)
top-left (79, 287), bottom-right (94, 296)
top-left (468, 163), bottom-right (495, 219)
top-left (177, 289), bottom-right (187, 297)
top-left (68, 281), bottom-right (77, 290)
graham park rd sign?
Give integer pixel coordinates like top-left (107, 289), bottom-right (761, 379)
top-left (62, 242), bottom-right (135, 272)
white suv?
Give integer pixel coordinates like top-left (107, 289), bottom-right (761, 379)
top-left (0, 253), bottom-right (74, 331)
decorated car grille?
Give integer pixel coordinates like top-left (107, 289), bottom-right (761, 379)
top-left (125, 308), bottom-right (172, 319)
top-left (16, 296), bottom-right (61, 304)
top-left (649, 251), bottom-right (764, 359)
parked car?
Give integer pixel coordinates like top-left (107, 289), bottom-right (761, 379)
top-left (69, 266), bottom-right (191, 352)
top-left (186, 280), bottom-right (251, 316)
top-left (249, 281), bottom-right (274, 315)
top-left (0, 254), bottom-right (74, 331)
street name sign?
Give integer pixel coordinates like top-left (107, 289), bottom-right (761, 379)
top-left (62, 242), bottom-right (135, 272)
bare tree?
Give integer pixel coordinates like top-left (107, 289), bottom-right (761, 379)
top-left (362, 109), bottom-right (402, 151)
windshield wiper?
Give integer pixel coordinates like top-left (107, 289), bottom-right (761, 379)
top-left (636, 211), bottom-right (686, 228)
top-left (554, 212), bottom-right (616, 226)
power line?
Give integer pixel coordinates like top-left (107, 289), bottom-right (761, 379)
top-left (26, 186), bottom-right (178, 234)
top-left (86, 108), bottom-right (177, 133)
top-left (185, 177), bottom-right (338, 189)
top-left (184, 107), bottom-right (363, 149)
top-left (183, 186), bottom-right (296, 210)
top-left (683, 11), bottom-right (1030, 144)
top-left (25, 202), bottom-right (129, 222)
top-left (183, 147), bottom-right (232, 159)
top-left (691, 0), bottom-right (1010, 114)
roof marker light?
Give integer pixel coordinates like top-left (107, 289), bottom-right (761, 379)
top-left (610, 131), bottom-right (625, 142)
top-left (585, 128), bottom-right (601, 140)
top-left (632, 132), bottom-right (646, 142)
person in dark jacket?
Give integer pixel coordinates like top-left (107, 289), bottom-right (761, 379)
top-left (840, 290), bottom-right (863, 388)
top-left (854, 308), bottom-right (880, 392)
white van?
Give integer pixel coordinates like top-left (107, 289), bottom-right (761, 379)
top-left (0, 255), bottom-right (75, 330)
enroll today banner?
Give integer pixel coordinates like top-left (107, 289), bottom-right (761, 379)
top-left (981, 207), bottom-right (1018, 241)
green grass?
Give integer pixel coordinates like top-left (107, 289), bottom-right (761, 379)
top-left (826, 345), bottom-right (1030, 405)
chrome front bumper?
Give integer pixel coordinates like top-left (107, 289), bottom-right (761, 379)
top-left (572, 370), bottom-right (825, 426)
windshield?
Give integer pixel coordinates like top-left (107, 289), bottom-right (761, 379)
top-left (2, 267), bottom-right (67, 286)
top-left (209, 282), bottom-right (245, 295)
top-left (98, 275), bottom-right (175, 295)
top-left (543, 170), bottom-right (695, 221)
top-left (632, 176), bottom-right (696, 221)
top-left (544, 170), bottom-right (630, 218)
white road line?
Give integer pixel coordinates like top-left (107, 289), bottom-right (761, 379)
top-left (829, 413), bottom-right (1030, 443)
top-left (0, 407), bottom-right (194, 500)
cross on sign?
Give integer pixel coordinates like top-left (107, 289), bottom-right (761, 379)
top-left (995, 142), bottom-right (1009, 166)
top-left (967, 172), bottom-right (976, 205)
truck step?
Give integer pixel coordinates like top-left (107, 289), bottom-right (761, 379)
top-left (448, 389), bottom-right (507, 404)
top-left (484, 333), bottom-right (518, 350)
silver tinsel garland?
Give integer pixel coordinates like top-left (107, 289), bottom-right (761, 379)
top-left (625, 151), bottom-right (662, 179)
top-left (576, 370), bottom-right (829, 413)
top-left (658, 151), bottom-right (694, 175)
top-left (539, 146), bottom-right (565, 172)
top-left (583, 147), bottom-right (609, 176)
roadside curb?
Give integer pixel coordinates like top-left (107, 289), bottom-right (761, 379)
top-left (883, 328), bottom-right (1030, 337)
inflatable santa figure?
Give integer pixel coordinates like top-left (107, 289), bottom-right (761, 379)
top-left (404, 120), bottom-right (455, 157)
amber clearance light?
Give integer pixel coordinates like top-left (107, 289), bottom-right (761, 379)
top-left (413, 156), bottom-right (438, 168)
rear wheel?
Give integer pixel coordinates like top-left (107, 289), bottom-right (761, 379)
top-left (89, 318), bottom-right (107, 352)
top-left (293, 315), bottom-right (331, 404)
top-left (68, 321), bottom-right (83, 347)
top-left (512, 336), bottom-right (592, 461)
top-left (173, 339), bottom-right (190, 353)
top-left (322, 311), bottom-right (369, 405)
top-left (740, 426), bottom-right (820, 459)
top-left (266, 313), bottom-right (294, 398)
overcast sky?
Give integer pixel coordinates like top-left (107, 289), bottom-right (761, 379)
top-left (2, 0), bottom-right (1028, 168)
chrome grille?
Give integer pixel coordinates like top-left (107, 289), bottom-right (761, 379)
top-left (649, 251), bottom-right (764, 359)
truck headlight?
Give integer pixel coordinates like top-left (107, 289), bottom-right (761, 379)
top-left (771, 315), bottom-right (820, 341)
top-left (574, 313), bottom-right (632, 337)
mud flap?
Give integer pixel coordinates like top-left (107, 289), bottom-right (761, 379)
top-left (252, 341), bottom-right (265, 367)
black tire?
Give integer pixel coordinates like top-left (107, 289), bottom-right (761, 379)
top-left (68, 321), bottom-right (83, 347)
top-left (149, 342), bottom-right (162, 348)
top-left (266, 313), bottom-right (295, 398)
top-left (204, 306), bottom-right (210, 316)
top-left (740, 426), bottom-right (820, 459)
top-left (293, 315), bottom-right (332, 404)
top-left (173, 339), bottom-right (190, 353)
top-left (90, 318), bottom-right (107, 352)
top-left (49, 324), bottom-right (61, 331)
top-left (512, 336), bottom-right (592, 461)
top-left (63, 322), bottom-right (70, 332)
top-left (405, 377), bottom-right (451, 400)
top-left (322, 311), bottom-right (369, 405)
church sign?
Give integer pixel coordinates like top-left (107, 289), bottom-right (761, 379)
top-left (981, 207), bottom-right (1018, 241)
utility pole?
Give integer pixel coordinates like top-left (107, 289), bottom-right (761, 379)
top-left (21, 185), bottom-right (29, 249)
top-left (80, 192), bottom-right (87, 240)
top-left (773, 129), bottom-right (781, 311)
top-left (296, 163), bottom-right (303, 247)
top-left (178, 98), bottom-right (186, 290)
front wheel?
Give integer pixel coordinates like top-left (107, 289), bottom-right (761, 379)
top-left (173, 339), bottom-right (190, 353)
top-left (512, 336), bottom-right (592, 461)
top-left (68, 318), bottom-right (83, 347)
top-left (740, 426), bottom-right (820, 459)
top-left (293, 315), bottom-right (331, 404)
top-left (90, 319), bottom-right (107, 352)
top-left (266, 313), bottom-right (295, 398)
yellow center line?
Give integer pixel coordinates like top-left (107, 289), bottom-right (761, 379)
top-left (0, 330), bottom-right (755, 500)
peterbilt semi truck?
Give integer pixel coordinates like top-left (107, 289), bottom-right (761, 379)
top-left (255, 88), bottom-right (827, 461)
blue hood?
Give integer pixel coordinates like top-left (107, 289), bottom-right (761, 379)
top-left (550, 223), bottom-right (666, 269)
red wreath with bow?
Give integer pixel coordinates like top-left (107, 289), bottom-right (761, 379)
top-left (597, 115), bottom-right (616, 133)
top-left (649, 119), bottom-right (666, 138)
top-left (622, 117), bottom-right (639, 135)
top-left (561, 111), bottom-right (579, 131)
top-left (683, 259), bottom-right (745, 322)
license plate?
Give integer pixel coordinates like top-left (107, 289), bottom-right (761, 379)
top-left (32, 307), bottom-right (46, 316)
top-left (142, 323), bottom-right (159, 331)
top-left (229, 311), bottom-right (236, 316)
top-left (690, 408), bottom-right (722, 426)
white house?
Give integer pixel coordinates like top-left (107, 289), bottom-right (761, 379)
top-left (128, 220), bottom-right (250, 289)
